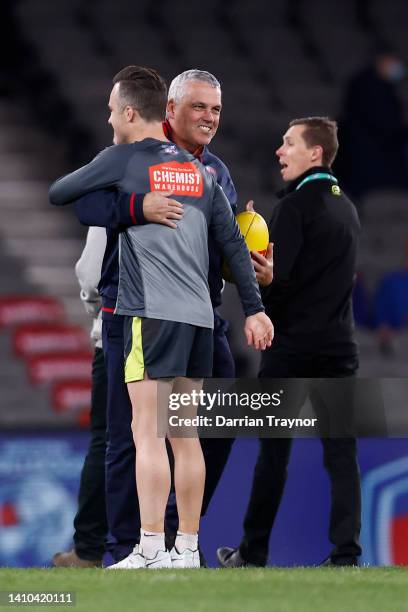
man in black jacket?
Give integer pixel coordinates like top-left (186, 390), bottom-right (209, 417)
top-left (217, 117), bottom-right (362, 568)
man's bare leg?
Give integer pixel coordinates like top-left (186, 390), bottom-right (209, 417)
top-left (168, 377), bottom-right (205, 564)
top-left (107, 377), bottom-right (173, 569)
top-left (128, 378), bottom-right (172, 532)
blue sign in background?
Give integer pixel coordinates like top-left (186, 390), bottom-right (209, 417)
top-left (0, 431), bottom-right (89, 568)
top-left (201, 438), bottom-right (408, 566)
top-left (0, 432), bottom-right (407, 567)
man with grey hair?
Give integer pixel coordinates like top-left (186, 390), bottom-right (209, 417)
top-left (163, 69), bottom-right (272, 518)
top-left (168, 69), bottom-right (221, 103)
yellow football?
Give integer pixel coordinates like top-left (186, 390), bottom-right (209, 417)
top-left (222, 211), bottom-right (269, 283)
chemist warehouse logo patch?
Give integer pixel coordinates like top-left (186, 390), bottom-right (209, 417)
top-left (149, 161), bottom-right (203, 197)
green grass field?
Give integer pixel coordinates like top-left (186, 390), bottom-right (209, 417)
top-left (1, 568), bottom-right (407, 612)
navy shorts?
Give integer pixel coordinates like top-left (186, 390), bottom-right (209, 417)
top-left (124, 317), bottom-right (213, 382)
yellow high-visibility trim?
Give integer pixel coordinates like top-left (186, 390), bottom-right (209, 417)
top-left (125, 317), bottom-right (145, 382)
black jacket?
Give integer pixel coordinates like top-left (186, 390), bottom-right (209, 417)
top-left (262, 166), bottom-right (360, 356)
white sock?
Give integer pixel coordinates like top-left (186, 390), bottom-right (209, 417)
top-left (140, 530), bottom-right (166, 559)
top-left (175, 532), bottom-right (198, 553)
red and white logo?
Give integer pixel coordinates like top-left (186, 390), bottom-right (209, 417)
top-left (149, 161), bottom-right (203, 197)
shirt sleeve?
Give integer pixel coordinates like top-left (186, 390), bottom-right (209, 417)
top-left (49, 145), bottom-right (128, 206)
top-left (209, 183), bottom-right (264, 317)
top-left (210, 154), bottom-right (238, 212)
top-left (75, 226), bottom-right (106, 317)
top-left (74, 189), bottom-right (146, 230)
top-left (261, 197), bottom-right (303, 304)
top-left (219, 167), bottom-right (238, 212)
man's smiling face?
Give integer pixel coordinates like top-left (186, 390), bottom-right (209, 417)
top-left (166, 81), bottom-right (221, 153)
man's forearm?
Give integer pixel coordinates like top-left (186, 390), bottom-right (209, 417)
top-left (223, 237), bottom-right (264, 316)
top-left (49, 146), bottom-right (124, 205)
top-left (49, 167), bottom-right (109, 205)
top-left (75, 189), bottom-right (145, 229)
top-left (211, 184), bottom-right (264, 316)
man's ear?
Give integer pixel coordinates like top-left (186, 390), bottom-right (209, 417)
top-left (311, 145), bottom-right (323, 163)
top-left (125, 105), bottom-right (137, 123)
top-left (166, 99), bottom-right (175, 119)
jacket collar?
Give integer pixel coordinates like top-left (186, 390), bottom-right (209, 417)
top-left (277, 165), bottom-right (334, 198)
top-left (162, 119), bottom-right (205, 161)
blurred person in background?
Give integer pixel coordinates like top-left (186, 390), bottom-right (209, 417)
top-left (336, 43), bottom-right (408, 200)
top-left (218, 117), bottom-right (362, 568)
top-left (373, 239), bottom-right (408, 355)
top-left (352, 271), bottom-right (374, 330)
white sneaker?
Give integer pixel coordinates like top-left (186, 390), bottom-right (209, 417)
top-left (170, 547), bottom-right (200, 568)
top-left (107, 545), bottom-right (146, 569)
top-left (145, 549), bottom-right (172, 570)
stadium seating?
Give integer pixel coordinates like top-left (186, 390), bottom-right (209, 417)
top-left (0, 98), bottom-right (92, 428)
top-left (1, 0), bottom-right (408, 411)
